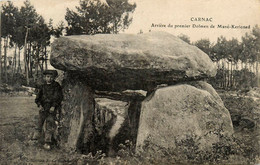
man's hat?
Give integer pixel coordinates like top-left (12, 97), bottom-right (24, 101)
top-left (43, 70), bottom-right (58, 78)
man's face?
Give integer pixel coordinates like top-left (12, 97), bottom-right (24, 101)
top-left (45, 74), bottom-right (54, 84)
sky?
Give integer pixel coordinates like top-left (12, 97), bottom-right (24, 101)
top-left (1, 0), bottom-right (260, 43)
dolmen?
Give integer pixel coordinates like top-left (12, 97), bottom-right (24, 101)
top-left (50, 32), bottom-right (233, 158)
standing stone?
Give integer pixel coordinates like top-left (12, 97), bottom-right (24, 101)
top-left (60, 76), bottom-right (95, 151)
top-left (94, 96), bottom-right (143, 155)
top-left (187, 81), bottom-right (224, 106)
top-left (136, 84), bottom-right (233, 156)
top-left (95, 98), bottom-right (129, 139)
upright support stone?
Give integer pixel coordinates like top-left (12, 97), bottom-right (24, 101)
top-left (60, 76), bottom-right (95, 151)
top-left (136, 84), bottom-right (233, 157)
top-left (111, 99), bottom-right (142, 153)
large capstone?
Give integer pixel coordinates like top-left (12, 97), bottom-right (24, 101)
top-left (51, 32), bottom-right (216, 91)
top-left (136, 84), bottom-right (233, 156)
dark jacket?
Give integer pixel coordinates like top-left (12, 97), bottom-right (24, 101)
top-left (35, 81), bottom-right (63, 111)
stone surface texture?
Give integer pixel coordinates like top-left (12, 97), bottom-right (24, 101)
top-left (51, 32), bottom-right (216, 91)
top-left (136, 84), bottom-right (233, 155)
top-left (60, 77), bottom-right (95, 151)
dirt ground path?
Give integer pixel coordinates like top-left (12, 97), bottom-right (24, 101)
top-left (0, 96), bottom-right (73, 164)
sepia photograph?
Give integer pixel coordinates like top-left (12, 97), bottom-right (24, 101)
top-left (0, 0), bottom-right (259, 164)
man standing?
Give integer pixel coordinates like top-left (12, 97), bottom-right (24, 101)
top-left (35, 70), bottom-right (63, 150)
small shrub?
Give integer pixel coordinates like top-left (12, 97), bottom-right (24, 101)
top-left (117, 140), bottom-right (135, 158)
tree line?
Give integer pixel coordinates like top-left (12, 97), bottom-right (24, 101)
top-left (1, 0), bottom-right (258, 90)
top-left (178, 27), bottom-right (260, 90)
top-left (0, 0), bottom-right (63, 85)
top-left (0, 0), bottom-right (136, 86)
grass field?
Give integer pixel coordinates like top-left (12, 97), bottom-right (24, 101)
top-left (0, 92), bottom-right (259, 164)
top-left (0, 96), bottom-right (73, 164)
top-left (0, 96), bottom-right (123, 164)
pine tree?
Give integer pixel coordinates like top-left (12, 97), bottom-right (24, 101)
top-left (1, 1), bottom-right (18, 83)
top-left (212, 36), bottom-right (229, 88)
top-left (194, 39), bottom-right (213, 60)
top-left (106, 0), bottom-right (136, 33)
top-left (178, 34), bottom-right (191, 44)
top-left (65, 0), bottom-right (136, 35)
